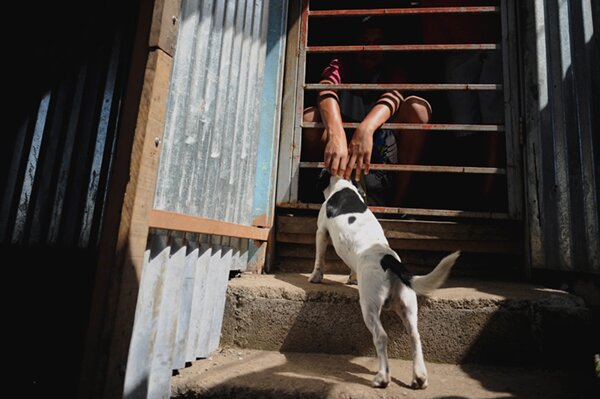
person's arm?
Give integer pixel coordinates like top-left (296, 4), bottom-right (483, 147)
top-left (318, 93), bottom-right (348, 177)
top-left (318, 58), bottom-right (348, 176)
top-left (344, 90), bottom-right (403, 180)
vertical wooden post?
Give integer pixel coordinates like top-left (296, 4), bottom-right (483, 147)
top-left (79, 1), bottom-right (179, 397)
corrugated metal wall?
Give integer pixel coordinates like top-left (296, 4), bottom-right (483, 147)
top-left (123, 1), bottom-right (289, 397)
top-left (3, 1), bottom-right (139, 396)
top-left (124, 230), bottom-right (249, 398)
top-left (1, 25), bottom-right (128, 249)
top-left (523, 0), bottom-right (600, 273)
top-left (153, 0), bottom-right (269, 226)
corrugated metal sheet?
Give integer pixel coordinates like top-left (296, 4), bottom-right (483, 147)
top-left (153, 0), bottom-right (270, 226)
top-left (0, 31), bottom-right (127, 249)
top-left (123, 229), bottom-right (243, 398)
top-left (523, 0), bottom-right (600, 273)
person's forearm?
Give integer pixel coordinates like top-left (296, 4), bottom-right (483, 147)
top-left (360, 103), bottom-right (393, 133)
top-left (360, 91), bottom-right (403, 132)
top-left (318, 95), bottom-right (344, 137)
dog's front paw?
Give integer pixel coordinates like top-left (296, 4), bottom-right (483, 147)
top-left (411, 375), bottom-right (428, 390)
top-left (372, 371), bottom-right (390, 388)
top-left (308, 269), bottom-right (323, 283)
top-left (346, 271), bottom-right (357, 285)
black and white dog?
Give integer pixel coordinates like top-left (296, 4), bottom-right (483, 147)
top-left (309, 170), bottom-right (460, 389)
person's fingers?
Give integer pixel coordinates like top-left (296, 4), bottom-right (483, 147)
top-left (345, 153), bottom-right (357, 179)
top-left (338, 154), bottom-right (348, 177)
top-left (324, 152), bottom-right (332, 170)
top-left (355, 156), bottom-right (364, 181)
top-left (364, 152), bottom-right (372, 174)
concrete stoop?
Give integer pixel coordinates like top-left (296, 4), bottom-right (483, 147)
top-left (171, 348), bottom-right (593, 399)
top-left (219, 273), bottom-right (592, 366)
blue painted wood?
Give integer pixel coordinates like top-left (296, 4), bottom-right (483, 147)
top-left (252, 0), bottom-right (289, 226)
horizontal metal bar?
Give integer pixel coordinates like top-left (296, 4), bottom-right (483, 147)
top-left (276, 202), bottom-right (511, 220)
top-left (302, 122), bottom-right (505, 131)
top-left (309, 7), bottom-right (500, 17)
top-left (299, 162), bottom-right (506, 175)
top-left (306, 44), bottom-right (500, 53)
top-left (148, 209), bottom-right (270, 240)
top-left (305, 83), bottom-right (503, 91)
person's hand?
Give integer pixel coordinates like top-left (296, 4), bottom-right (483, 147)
top-left (324, 128), bottom-right (348, 177)
top-left (344, 126), bottom-right (373, 181)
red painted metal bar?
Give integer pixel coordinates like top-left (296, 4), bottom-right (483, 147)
top-left (304, 83), bottom-right (502, 91)
top-left (299, 162), bottom-right (506, 175)
top-left (276, 202), bottom-right (510, 220)
top-left (307, 44), bottom-right (499, 52)
top-left (309, 7), bottom-right (500, 17)
top-left (302, 122), bottom-right (504, 132)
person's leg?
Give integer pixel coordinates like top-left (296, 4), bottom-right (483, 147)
top-left (392, 96), bottom-right (432, 206)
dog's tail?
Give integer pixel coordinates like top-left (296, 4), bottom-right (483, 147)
top-left (411, 251), bottom-right (460, 296)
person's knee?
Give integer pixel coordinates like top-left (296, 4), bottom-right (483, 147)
top-left (399, 97), bottom-right (431, 124)
top-left (303, 106), bottom-right (320, 122)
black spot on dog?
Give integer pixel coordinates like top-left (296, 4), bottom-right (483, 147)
top-left (326, 188), bottom-right (367, 218)
top-left (348, 216), bottom-right (356, 224)
top-left (380, 255), bottom-right (413, 287)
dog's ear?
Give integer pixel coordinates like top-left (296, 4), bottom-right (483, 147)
top-left (316, 168), bottom-right (331, 194)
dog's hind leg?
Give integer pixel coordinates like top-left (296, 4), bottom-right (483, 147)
top-left (394, 286), bottom-right (428, 389)
top-left (308, 228), bottom-right (328, 283)
top-left (358, 282), bottom-right (390, 388)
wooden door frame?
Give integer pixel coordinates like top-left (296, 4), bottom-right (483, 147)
top-left (78, 0), bottom-right (181, 397)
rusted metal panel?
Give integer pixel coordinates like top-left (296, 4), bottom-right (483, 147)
top-left (500, 0), bottom-right (524, 220)
top-left (309, 7), bottom-right (500, 17)
top-left (302, 121), bottom-right (504, 131)
top-left (299, 162), bottom-right (506, 175)
top-left (305, 83), bottom-right (503, 91)
top-left (276, 0), bottom-right (303, 204)
top-left (307, 44), bottom-right (500, 52)
top-left (523, 0), bottom-right (599, 273)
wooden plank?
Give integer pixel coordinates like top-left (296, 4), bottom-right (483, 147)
top-left (276, 215), bottom-right (519, 241)
top-left (276, 232), bottom-right (520, 254)
top-left (277, 202), bottom-right (511, 220)
top-left (148, 209), bottom-right (271, 240)
top-left (149, 0), bottom-right (181, 56)
top-left (98, 48), bottom-right (174, 399)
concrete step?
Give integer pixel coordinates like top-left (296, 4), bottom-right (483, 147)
top-left (171, 348), bottom-right (597, 399)
top-left (220, 273), bottom-right (593, 366)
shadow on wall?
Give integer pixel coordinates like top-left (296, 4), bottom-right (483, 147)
top-left (6, 1), bottom-right (141, 398)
